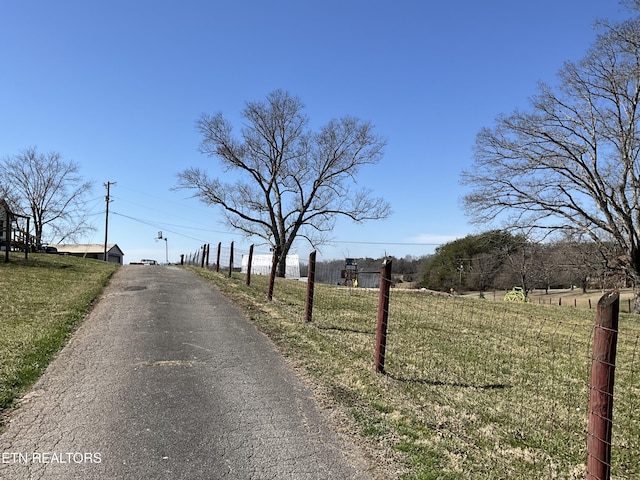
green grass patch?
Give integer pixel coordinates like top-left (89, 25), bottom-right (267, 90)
top-left (0, 253), bottom-right (119, 418)
top-left (189, 267), bottom-right (640, 479)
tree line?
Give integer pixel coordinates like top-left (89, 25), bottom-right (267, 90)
top-left (420, 230), bottom-right (622, 295)
top-left (310, 230), bottom-right (624, 295)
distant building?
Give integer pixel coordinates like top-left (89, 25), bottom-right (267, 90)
top-left (51, 243), bottom-right (124, 264)
top-left (241, 254), bottom-right (300, 279)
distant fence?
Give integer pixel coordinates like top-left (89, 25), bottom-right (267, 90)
top-left (183, 246), bottom-right (639, 478)
top-left (531, 293), bottom-right (638, 314)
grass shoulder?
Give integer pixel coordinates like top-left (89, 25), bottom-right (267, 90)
top-left (0, 253), bottom-right (119, 424)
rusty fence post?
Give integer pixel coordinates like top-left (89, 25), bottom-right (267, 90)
top-left (228, 241), bottom-right (234, 278)
top-left (586, 290), bottom-right (620, 480)
top-left (216, 242), bottom-right (221, 272)
top-left (305, 251), bottom-right (316, 323)
top-left (246, 244), bottom-right (254, 286)
top-left (374, 259), bottom-right (393, 374)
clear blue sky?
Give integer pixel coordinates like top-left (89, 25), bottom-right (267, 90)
top-left (0, 1), bottom-right (630, 263)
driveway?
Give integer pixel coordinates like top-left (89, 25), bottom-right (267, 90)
top-left (0, 265), bottom-right (373, 479)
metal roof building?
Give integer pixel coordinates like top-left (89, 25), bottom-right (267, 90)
top-left (51, 243), bottom-right (124, 264)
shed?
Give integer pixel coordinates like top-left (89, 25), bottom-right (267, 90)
top-left (51, 243), bottom-right (124, 264)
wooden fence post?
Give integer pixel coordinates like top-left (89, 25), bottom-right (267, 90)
top-left (374, 259), bottom-right (393, 374)
top-left (586, 290), bottom-right (620, 480)
top-left (25, 217), bottom-right (30, 260)
top-left (205, 243), bottom-right (210, 268)
top-left (246, 244), bottom-right (254, 286)
top-left (200, 244), bottom-right (206, 268)
top-left (180, 254), bottom-right (184, 265)
top-left (216, 242), bottom-right (221, 272)
top-left (305, 251), bottom-right (316, 323)
top-left (5, 209), bottom-right (10, 263)
top-left (228, 241), bottom-right (234, 278)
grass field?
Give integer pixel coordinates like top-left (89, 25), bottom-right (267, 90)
top-left (467, 287), bottom-right (637, 312)
top-left (190, 267), bottom-right (640, 480)
top-left (0, 253), bottom-right (119, 417)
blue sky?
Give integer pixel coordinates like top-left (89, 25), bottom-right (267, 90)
top-left (0, 1), bottom-right (631, 263)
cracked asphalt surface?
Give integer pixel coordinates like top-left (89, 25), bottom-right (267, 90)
top-left (0, 265), bottom-right (373, 479)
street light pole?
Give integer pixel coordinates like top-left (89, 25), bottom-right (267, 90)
top-left (158, 231), bottom-right (168, 264)
top-left (164, 237), bottom-right (168, 264)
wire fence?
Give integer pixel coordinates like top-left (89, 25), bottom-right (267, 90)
top-left (182, 244), bottom-right (640, 478)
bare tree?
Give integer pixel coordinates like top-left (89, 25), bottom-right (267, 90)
top-left (0, 147), bottom-right (93, 246)
top-left (461, 9), bottom-right (640, 311)
top-left (176, 90), bottom-right (391, 277)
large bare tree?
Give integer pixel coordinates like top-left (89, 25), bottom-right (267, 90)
top-left (0, 147), bottom-right (93, 246)
top-left (177, 90), bottom-right (391, 277)
top-left (461, 9), bottom-right (640, 310)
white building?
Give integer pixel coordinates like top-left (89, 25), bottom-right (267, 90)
top-left (241, 254), bottom-right (300, 279)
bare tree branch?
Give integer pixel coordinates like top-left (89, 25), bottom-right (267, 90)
top-left (176, 89), bottom-right (391, 276)
top-left (461, 12), bottom-right (640, 309)
top-left (0, 147), bottom-right (94, 245)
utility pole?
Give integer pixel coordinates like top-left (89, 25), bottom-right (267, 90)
top-left (104, 181), bottom-right (116, 261)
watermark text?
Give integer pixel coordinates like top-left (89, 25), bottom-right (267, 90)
top-left (1, 452), bottom-right (101, 464)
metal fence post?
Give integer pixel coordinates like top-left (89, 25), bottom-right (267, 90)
top-left (587, 290), bottom-right (619, 480)
top-left (374, 259), bottom-right (393, 374)
top-left (305, 251), bottom-right (316, 323)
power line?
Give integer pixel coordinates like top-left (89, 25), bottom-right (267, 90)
top-left (111, 211), bottom-right (210, 243)
top-left (331, 240), bottom-right (443, 246)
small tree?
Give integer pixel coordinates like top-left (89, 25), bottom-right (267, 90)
top-left (0, 147), bottom-right (93, 246)
top-left (177, 90), bottom-right (391, 277)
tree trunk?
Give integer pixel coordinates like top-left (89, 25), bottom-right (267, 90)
top-left (629, 248), bottom-right (640, 314)
top-left (277, 256), bottom-right (287, 278)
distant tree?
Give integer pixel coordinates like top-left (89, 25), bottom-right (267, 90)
top-left (500, 236), bottom-right (543, 296)
top-left (422, 230), bottom-right (522, 292)
top-left (0, 147), bottom-right (93, 246)
top-left (177, 90), bottom-right (391, 277)
top-left (461, 8), bottom-right (640, 311)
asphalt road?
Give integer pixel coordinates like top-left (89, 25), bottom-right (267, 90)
top-left (0, 265), bottom-right (373, 479)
